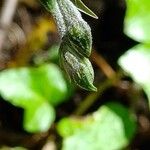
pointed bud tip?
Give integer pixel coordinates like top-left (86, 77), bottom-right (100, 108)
top-left (88, 85), bottom-right (97, 92)
top-left (80, 84), bottom-right (97, 92)
top-left (94, 16), bottom-right (99, 19)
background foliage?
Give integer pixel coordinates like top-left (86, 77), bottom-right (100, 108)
top-left (0, 0), bottom-right (150, 149)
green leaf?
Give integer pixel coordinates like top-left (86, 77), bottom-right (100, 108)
top-left (57, 117), bottom-right (93, 137)
top-left (24, 102), bottom-right (55, 132)
top-left (0, 64), bottom-right (70, 106)
top-left (0, 147), bottom-right (27, 150)
top-left (0, 64), bottom-right (71, 132)
top-left (28, 64), bottom-right (71, 106)
top-left (71, 0), bottom-right (98, 19)
top-left (33, 45), bottom-right (60, 65)
top-left (48, 45), bottom-right (59, 63)
top-left (118, 44), bottom-right (150, 105)
top-left (125, 0), bottom-right (150, 42)
top-left (58, 102), bottom-right (136, 150)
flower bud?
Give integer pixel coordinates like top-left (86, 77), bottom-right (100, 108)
top-left (59, 41), bottom-right (97, 92)
top-left (67, 22), bottom-right (92, 57)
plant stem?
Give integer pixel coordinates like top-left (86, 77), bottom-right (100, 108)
top-left (91, 49), bottom-right (116, 79)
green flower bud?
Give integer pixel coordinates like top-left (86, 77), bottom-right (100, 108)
top-left (67, 22), bottom-right (92, 57)
top-left (59, 40), bottom-right (97, 92)
top-left (57, 0), bottom-right (92, 57)
top-left (40, 0), bottom-right (97, 91)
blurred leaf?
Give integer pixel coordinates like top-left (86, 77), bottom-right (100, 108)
top-left (0, 64), bottom-right (71, 132)
top-left (24, 101), bottom-right (55, 132)
top-left (33, 45), bottom-right (60, 65)
top-left (48, 45), bottom-right (59, 63)
top-left (57, 117), bottom-right (93, 137)
top-left (0, 64), bottom-right (70, 106)
top-left (58, 102), bottom-right (136, 150)
top-left (28, 64), bottom-right (71, 106)
top-left (125, 0), bottom-right (150, 42)
top-left (71, 0), bottom-right (98, 19)
top-left (9, 17), bottom-right (57, 67)
top-left (0, 146), bottom-right (27, 150)
top-left (118, 44), bottom-right (150, 105)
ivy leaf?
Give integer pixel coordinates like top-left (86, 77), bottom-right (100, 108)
top-left (71, 0), bottom-right (98, 19)
top-left (0, 64), bottom-right (71, 132)
top-left (118, 44), bottom-right (150, 106)
top-left (125, 0), bottom-right (150, 42)
top-left (24, 101), bottom-right (55, 132)
top-left (57, 102), bottom-right (136, 150)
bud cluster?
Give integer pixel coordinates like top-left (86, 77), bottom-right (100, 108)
top-left (40, 0), bottom-right (97, 91)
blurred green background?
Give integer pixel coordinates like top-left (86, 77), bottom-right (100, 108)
top-left (0, 0), bottom-right (150, 149)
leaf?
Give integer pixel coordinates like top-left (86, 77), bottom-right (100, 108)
top-left (0, 146), bottom-right (27, 150)
top-left (33, 45), bottom-right (60, 65)
top-left (0, 64), bottom-right (70, 106)
top-left (0, 64), bottom-right (71, 132)
top-left (125, 0), bottom-right (150, 42)
top-left (118, 44), bottom-right (150, 105)
top-left (24, 102), bottom-right (55, 132)
top-left (57, 117), bottom-right (91, 137)
top-left (48, 45), bottom-right (60, 63)
top-left (28, 64), bottom-right (71, 106)
top-left (71, 0), bottom-right (98, 19)
top-left (57, 102), bottom-right (136, 150)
